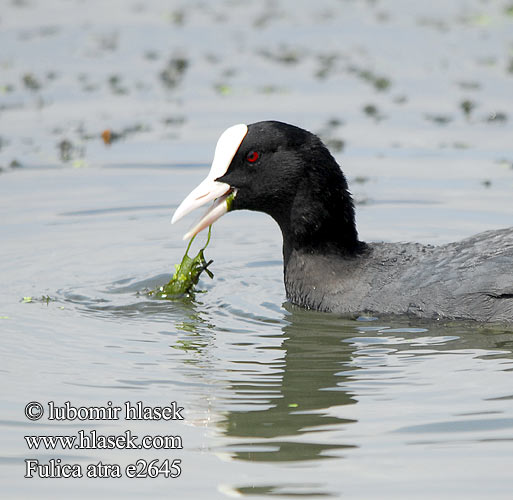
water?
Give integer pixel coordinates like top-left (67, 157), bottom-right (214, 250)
top-left (1, 0), bottom-right (513, 498)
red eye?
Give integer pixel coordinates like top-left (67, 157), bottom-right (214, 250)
top-left (246, 151), bottom-right (259, 163)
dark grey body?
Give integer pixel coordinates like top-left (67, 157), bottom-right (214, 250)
top-left (285, 227), bottom-right (513, 322)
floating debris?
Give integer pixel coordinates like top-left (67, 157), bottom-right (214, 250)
top-left (348, 65), bottom-right (391, 91)
top-left (21, 295), bottom-right (53, 304)
top-left (460, 99), bottom-right (476, 118)
top-left (213, 83), bottom-right (232, 96)
top-left (425, 114), bottom-right (453, 125)
top-left (362, 104), bottom-right (385, 121)
top-left (101, 129), bottom-right (119, 145)
top-left (58, 139), bottom-right (74, 162)
top-left (22, 73), bottom-right (42, 91)
top-left (315, 53), bottom-right (338, 79)
top-left (100, 123), bottom-right (149, 145)
top-left (318, 118), bottom-right (346, 153)
top-left (163, 116), bottom-right (186, 126)
top-left (324, 138), bottom-right (345, 153)
top-left (486, 111), bottom-right (508, 123)
top-left (160, 57), bottom-right (189, 89)
top-left (259, 46), bottom-right (302, 65)
top-left (57, 139), bottom-right (85, 163)
top-left (327, 118), bottom-right (344, 128)
top-left (108, 74), bottom-right (128, 95)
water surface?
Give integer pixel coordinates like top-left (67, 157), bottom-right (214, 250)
top-left (1, 1), bottom-right (513, 498)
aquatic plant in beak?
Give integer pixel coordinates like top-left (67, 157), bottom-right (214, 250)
top-left (149, 125), bottom-right (247, 300)
top-left (149, 225), bottom-right (214, 299)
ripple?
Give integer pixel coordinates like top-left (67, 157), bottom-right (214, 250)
top-left (59, 204), bottom-right (174, 217)
top-left (395, 417), bottom-right (513, 434)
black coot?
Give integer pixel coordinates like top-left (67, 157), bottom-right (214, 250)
top-left (173, 121), bottom-right (513, 323)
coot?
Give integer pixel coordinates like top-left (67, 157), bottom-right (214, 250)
top-left (172, 121), bottom-right (513, 323)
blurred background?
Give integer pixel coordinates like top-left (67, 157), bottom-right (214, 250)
top-left (1, 0), bottom-right (512, 167)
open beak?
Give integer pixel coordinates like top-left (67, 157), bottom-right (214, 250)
top-left (171, 123), bottom-right (248, 240)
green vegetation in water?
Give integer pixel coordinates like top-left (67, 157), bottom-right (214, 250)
top-left (460, 99), bottom-right (476, 119)
top-left (362, 103), bottom-right (385, 121)
top-left (317, 118), bottom-right (346, 153)
top-left (149, 225), bottom-right (214, 300)
top-left (347, 65), bottom-right (391, 91)
top-left (21, 295), bottom-right (53, 304)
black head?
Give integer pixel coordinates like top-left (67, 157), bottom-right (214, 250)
top-left (216, 121), bottom-right (362, 262)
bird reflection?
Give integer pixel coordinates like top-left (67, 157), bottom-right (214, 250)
top-left (217, 305), bottom-right (361, 462)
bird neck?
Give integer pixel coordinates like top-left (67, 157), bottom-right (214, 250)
top-left (273, 174), bottom-right (364, 268)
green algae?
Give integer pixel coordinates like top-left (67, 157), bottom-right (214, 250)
top-left (21, 295), bottom-right (53, 304)
top-left (149, 225), bottom-right (214, 300)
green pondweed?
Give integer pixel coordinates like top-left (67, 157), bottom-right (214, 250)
top-left (149, 225), bottom-right (214, 299)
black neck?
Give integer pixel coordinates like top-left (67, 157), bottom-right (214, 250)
top-left (271, 173), bottom-right (364, 267)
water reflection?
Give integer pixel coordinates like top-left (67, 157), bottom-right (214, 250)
top-left (64, 276), bottom-right (513, 467)
top-left (215, 308), bottom-right (513, 465)
top-left (218, 307), bottom-right (360, 462)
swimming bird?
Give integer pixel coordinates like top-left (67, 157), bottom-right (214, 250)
top-left (172, 121), bottom-right (513, 323)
